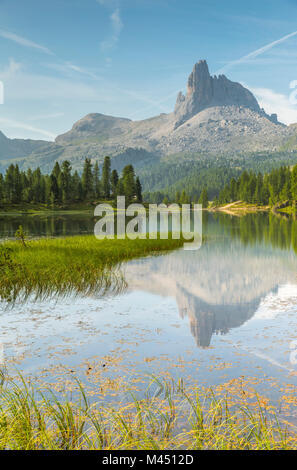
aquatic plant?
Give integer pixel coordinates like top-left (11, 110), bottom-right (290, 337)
top-left (0, 373), bottom-right (294, 450)
top-left (0, 235), bottom-right (184, 303)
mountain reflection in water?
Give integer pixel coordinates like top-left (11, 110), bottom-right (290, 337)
top-left (124, 213), bottom-right (297, 347)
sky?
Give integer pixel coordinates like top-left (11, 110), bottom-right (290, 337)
top-left (1, 0), bottom-right (297, 140)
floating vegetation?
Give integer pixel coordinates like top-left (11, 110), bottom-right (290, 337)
top-left (0, 373), bottom-right (295, 450)
top-left (0, 235), bottom-right (184, 303)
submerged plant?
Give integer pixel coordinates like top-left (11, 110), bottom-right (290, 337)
top-left (0, 374), bottom-right (295, 450)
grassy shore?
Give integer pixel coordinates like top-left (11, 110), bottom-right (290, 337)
top-left (0, 234), bottom-right (184, 302)
top-left (0, 372), bottom-right (295, 450)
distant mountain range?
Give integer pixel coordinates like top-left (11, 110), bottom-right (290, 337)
top-left (1, 59), bottom-right (297, 193)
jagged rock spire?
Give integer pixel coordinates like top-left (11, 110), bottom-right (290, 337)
top-left (174, 59), bottom-right (262, 128)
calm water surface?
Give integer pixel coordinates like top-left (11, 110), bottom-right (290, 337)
top-left (1, 211), bottom-right (297, 414)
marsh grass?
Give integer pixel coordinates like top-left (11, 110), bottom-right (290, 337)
top-left (0, 373), bottom-right (295, 450)
top-left (0, 235), bottom-right (184, 303)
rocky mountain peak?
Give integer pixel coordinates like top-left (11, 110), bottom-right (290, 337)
top-left (187, 60), bottom-right (212, 99)
top-left (174, 60), bottom-right (267, 128)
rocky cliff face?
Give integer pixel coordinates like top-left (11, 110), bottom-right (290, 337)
top-left (0, 59), bottom-right (295, 173)
top-left (174, 60), bottom-right (273, 128)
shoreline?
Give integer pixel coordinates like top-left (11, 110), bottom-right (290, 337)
top-left (208, 200), bottom-right (291, 215)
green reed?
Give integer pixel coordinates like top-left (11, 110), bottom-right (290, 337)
top-left (0, 235), bottom-right (184, 303)
top-left (0, 373), bottom-right (294, 450)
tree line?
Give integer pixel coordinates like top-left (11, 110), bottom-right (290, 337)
top-left (217, 164), bottom-right (297, 207)
top-left (147, 187), bottom-right (209, 208)
top-left (141, 151), bottom-right (297, 203)
top-left (0, 157), bottom-right (143, 207)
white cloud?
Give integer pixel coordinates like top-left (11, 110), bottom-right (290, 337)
top-left (249, 85), bottom-right (297, 125)
top-left (100, 8), bottom-right (123, 51)
top-left (0, 30), bottom-right (54, 55)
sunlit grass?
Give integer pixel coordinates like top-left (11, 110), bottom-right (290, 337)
top-left (0, 235), bottom-right (184, 302)
top-left (0, 373), bottom-right (295, 450)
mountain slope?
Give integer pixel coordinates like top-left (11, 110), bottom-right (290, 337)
top-left (0, 59), bottom-right (296, 177)
top-left (51, 60), bottom-right (292, 161)
top-left (0, 131), bottom-right (54, 161)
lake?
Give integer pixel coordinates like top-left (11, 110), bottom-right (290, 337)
top-left (1, 211), bottom-right (297, 418)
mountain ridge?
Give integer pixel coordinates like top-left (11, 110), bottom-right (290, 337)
top-left (173, 59), bottom-right (278, 127)
top-left (0, 59), bottom-right (296, 177)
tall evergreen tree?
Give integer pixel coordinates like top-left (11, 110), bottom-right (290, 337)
top-left (122, 164), bottom-right (136, 204)
top-left (94, 162), bottom-right (101, 199)
top-left (198, 188), bottom-right (208, 208)
top-left (135, 176), bottom-right (142, 203)
top-left (60, 160), bottom-right (72, 203)
top-left (50, 174), bottom-right (59, 204)
top-left (292, 165), bottom-right (297, 202)
top-left (102, 156), bottom-right (111, 198)
top-left (82, 158), bottom-right (94, 200)
top-left (111, 169), bottom-right (119, 198)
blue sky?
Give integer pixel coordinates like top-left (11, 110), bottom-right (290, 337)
top-left (0, 0), bottom-right (297, 140)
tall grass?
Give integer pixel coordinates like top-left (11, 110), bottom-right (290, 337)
top-left (0, 373), bottom-right (295, 450)
top-left (0, 235), bottom-right (184, 303)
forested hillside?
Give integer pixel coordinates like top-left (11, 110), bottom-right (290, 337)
top-left (218, 164), bottom-right (297, 207)
top-left (142, 150), bottom-right (297, 203)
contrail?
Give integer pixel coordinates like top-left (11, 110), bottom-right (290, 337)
top-left (0, 30), bottom-right (54, 55)
top-left (132, 30), bottom-right (297, 119)
top-left (216, 30), bottom-right (297, 74)
top-left (0, 118), bottom-right (56, 140)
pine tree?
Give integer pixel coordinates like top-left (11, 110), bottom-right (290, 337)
top-left (94, 162), bottom-right (101, 199)
top-left (60, 160), bottom-right (72, 203)
top-left (50, 164), bottom-right (61, 203)
top-left (82, 158), bottom-right (94, 200)
top-left (102, 156), bottom-right (111, 199)
top-left (52, 162), bottom-right (61, 180)
top-left (115, 179), bottom-right (125, 198)
top-left (135, 177), bottom-right (142, 202)
top-left (291, 165), bottom-right (297, 202)
top-left (14, 165), bottom-right (22, 203)
top-left (72, 171), bottom-right (83, 202)
top-left (32, 168), bottom-right (42, 203)
top-left (122, 165), bottom-right (136, 204)
top-left (198, 188), bottom-right (208, 208)
top-left (50, 174), bottom-right (59, 205)
top-left (111, 169), bottom-right (119, 197)
top-left (4, 165), bottom-right (15, 203)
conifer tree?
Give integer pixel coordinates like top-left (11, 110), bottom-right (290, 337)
top-left (94, 162), bottom-right (101, 199)
top-left (135, 176), bottom-right (142, 203)
top-left (82, 158), bottom-right (94, 200)
top-left (111, 169), bottom-right (119, 198)
top-left (102, 156), bottom-right (111, 199)
top-left (199, 188), bottom-right (208, 208)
